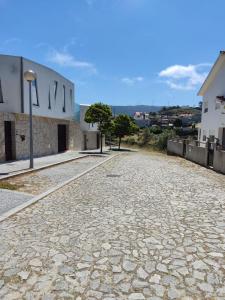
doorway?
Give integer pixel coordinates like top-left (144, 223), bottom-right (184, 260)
top-left (58, 124), bottom-right (67, 153)
top-left (222, 128), bottom-right (225, 149)
top-left (4, 121), bottom-right (13, 161)
top-left (84, 134), bottom-right (87, 150)
top-left (97, 133), bottom-right (100, 149)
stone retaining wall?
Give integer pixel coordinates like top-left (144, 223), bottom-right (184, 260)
top-left (167, 140), bottom-right (184, 157)
top-left (213, 149), bottom-right (225, 174)
top-left (185, 144), bottom-right (208, 167)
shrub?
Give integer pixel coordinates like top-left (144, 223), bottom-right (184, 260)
top-left (124, 136), bottom-right (136, 145)
top-left (155, 129), bottom-right (175, 150)
top-left (149, 125), bottom-right (162, 135)
top-left (140, 128), bottom-right (152, 145)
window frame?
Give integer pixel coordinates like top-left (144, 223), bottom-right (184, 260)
top-left (0, 78), bottom-right (4, 103)
top-left (32, 79), bottom-right (39, 107)
top-left (62, 85), bottom-right (66, 113)
top-left (53, 80), bottom-right (58, 100)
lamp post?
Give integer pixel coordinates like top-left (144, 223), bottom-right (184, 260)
top-left (24, 70), bottom-right (37, 169)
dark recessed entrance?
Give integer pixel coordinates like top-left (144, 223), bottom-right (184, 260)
top-left (97, 133), bottom-right (100, 149)
top-left (58, 124), bottom-right (67, 153)
top-left (4, 121), bottom-right (13, 161)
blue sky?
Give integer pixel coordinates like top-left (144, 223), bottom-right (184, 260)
top-left (0, 0), bottom-right (224, 106)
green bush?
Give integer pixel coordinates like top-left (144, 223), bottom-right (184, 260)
top-left (149, 125), bottom-right (162, 135)
top-left (139, 128), bottom-right (152, 145)
top-left (124, 136), bottom-right (136, 145)
top-left (155, 129), bottom-right (175, 150)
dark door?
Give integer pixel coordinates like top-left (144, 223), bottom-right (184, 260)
top-left (58, 125), bottom-right (67, 153)
top-left (222, 128), bottom-right (225, 149)
top-left (4, 121), bottom-right (13, 161)
top-left (84, 134), bottom-right (87, 150)
top-left (207, 142), bottom-right (214, 167)
top-left (97, 133), bottom-right (100, 149)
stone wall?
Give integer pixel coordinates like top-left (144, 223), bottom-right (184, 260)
top-left (185, 144), bottom-right (208, 167)
top-left (86, 132), bottom-right (98, 150)
top-left (213, 149), bottom-right (225, 174)
top-left (0, 112), bottom-right (82, 162)
top-left (69, 121), bottom-right (84, 151)
top-left (167, 140), bottom-right (184, 157)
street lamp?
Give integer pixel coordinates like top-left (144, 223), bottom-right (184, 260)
top-left (24, 70), bottom-right (37, 169)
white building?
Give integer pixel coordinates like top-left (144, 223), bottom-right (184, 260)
top-left (0, 54), bottom-right (82, 162)
top-left (198, 51), bottom-right (225, 148)
top-left (79, 104), bottom-right (100, 150)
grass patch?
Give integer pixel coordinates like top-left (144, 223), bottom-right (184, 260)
top-left (0, 181), bottom-right (23, 191)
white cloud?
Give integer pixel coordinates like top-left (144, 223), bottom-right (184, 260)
top-left (47, 50), bottom-right (97, 74)
top-left (121, 76), bottom-right (144, 85)
top-left (159, 63), bottom-right (211, 90)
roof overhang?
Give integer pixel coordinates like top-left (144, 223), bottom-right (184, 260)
top-left (198, 51), bottom-right (225, 96)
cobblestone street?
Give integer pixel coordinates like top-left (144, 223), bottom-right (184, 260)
top-left (1, 151), bottom-right (225, 299)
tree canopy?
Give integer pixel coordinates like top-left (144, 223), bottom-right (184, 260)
top-left (113, 114), bottom-right (139, 149)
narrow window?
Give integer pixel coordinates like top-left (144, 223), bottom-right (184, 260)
top-left (70, 89), bottom-right (73, 105)
top-left (53, 81), bottom-right (58, 100)
top-left (63, 85), bottom-right (66, 112)
top-left (203, 101), bottom-right (208, 113)
top-left (48, 86), bottom-right (51, 110)
top-left (202, 130), bottom-right (206, 141)
top-left (32, 79), bottom-right (39, 106)
top-left (0, 79), bottom-right (3, 103)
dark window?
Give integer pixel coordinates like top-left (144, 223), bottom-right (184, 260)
top-left (209, 135), bottom-right (215, 143)
top-left (54, 81), bottom-right (58, 100)
top-left (32, 79), bottom-right (39, 106)
top-left (63, 85), bottom-right (66, 112)
top-left (48, 86), bottom-right (51, 110)
top-left (70, 89), bottom-right (73, 104)
top-left (0, 79), bottom-right (4, 103)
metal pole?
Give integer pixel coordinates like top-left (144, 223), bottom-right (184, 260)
top-left (29, 81), bottom-right (34, 168)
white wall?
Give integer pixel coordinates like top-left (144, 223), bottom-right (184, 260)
top-left (23, 58), bottom-right (74, 120)
top-left (0, 55), bottom-right (74, 120)
top-left (200, 59), bottom-right (225, 142)
top-left (0, 55), bottom-right (22, 113)
top-left (80, 104), bottom-right (98, 131)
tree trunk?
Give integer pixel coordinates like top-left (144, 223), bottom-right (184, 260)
top-left (100, 132), bottom-right (103, 154)
top-left (118, 137), bottom-right (121, 150)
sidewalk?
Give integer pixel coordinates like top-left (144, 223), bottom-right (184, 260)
top-left (0, 151), bottom-right (85, 180)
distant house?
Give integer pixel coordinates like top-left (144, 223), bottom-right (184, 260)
top-left (133, 112), bottom-right (151, 127)
top-left (198, 51), bottom-right (225, 147)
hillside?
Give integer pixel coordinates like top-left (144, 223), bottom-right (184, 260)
top-left (111, 105), bottom-right (162, 116)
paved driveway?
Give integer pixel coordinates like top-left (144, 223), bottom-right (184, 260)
top-left (0, 152), bottom-right (225, 299)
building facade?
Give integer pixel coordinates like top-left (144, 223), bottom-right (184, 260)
top-left (79, 104), bottom-right (100, 150)
top-left (198, 51), bottom-right (225, 147)
top-left (0, 54), bottom-right (82, 162)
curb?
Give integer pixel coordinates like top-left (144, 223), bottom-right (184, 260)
top-left (0, 154), bottom-right (119, 223)
top-left (0, 154), bottom-right (89, 181)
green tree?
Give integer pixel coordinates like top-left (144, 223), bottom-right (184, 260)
top-left (85, 102), bottom-right (112, 153)
top-left (113, 114), bottom-right (139, 150)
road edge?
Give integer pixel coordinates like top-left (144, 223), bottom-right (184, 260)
top-left (0, 154), bottom-right (119, 223)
